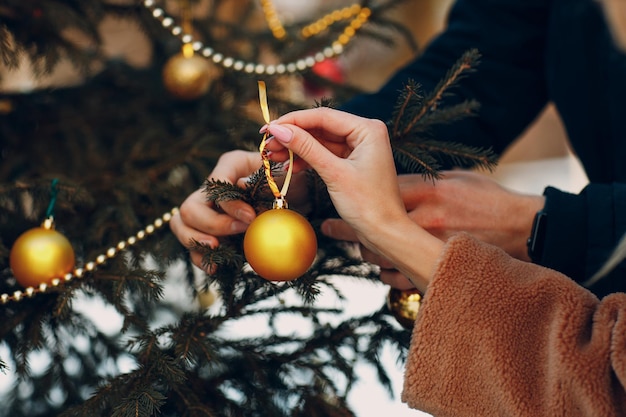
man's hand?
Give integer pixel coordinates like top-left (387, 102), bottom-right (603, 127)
top-left (321, 170), bottom-right (546, 289)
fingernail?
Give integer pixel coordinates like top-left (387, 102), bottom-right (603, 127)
top-left (268, 124), bottom-right (293, 143)
top-left (231, 220), bottom-right (248, 233)
top-left (197, 238), bottom-right (218, 249)
top-left (236, 208), bottom-right (255, 224)
top-left (259, 124), bottom-right (269, 134)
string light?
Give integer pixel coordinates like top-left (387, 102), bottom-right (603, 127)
top-left (143, 0), bottom-right (371, 76)
top-left (1, 207), bottom-right (179, 305)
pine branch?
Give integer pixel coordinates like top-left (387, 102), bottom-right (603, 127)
top-left (392, 49), bottom-right (480, 139)
top-left (406, 99), bottom-right (481, 134)
top-left (111, 387), bottom-right (166, 417)
top-left (203, 179), bottom-right (247, 206)
top-left (424, 48), bottom-right (481, 106)
top-left (416, 140), bottom-right (498, 171)
top-left (392, 146), bottom-right (442, 180)
top-left (387, 49), bottom-right (497, 176)
top-left (391, 80), bottom-right (421, 138)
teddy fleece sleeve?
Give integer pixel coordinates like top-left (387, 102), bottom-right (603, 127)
top-left (401, 233), bottom-right (626, 417)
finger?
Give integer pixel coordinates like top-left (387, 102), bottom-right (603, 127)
top-left (320, 218), bottom-right (359, 242)
top-left (213, 199), bottom-right (256, 227)
top-left (268, 110), bottom-right (393, 184)
top-left (379, 269), bottom-right (416, 290)
top-left (273, 107), bottom-right (375, 146)
top-left (203, 150), bottom-right (260, 225)
top-left (266, 122), bottom-right (344, 178)
top-left (267, 150), bottom-right (311, 173)
top-left (177, 194), bottom-right (251, 237)
top-left (398, 174), bottom-right (434, 209)
top-left (169, 210), bottom-right (219, 248)
top-left (359, 245), bottom-right (396, 269)
top-left (210, 150), bottom-right (262, 181)
top-left (265, 134), bottom-right (349, 170)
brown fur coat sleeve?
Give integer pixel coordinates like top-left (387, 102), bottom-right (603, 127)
top-left (402, 233), bottom-right (626, 417)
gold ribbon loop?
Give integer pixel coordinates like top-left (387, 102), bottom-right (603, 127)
top-left (258, 81), bottom-right (294, 201)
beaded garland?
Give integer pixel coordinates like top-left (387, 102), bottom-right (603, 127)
top-left (143, 0), bottom-right (371, 76)
top-left (1, 207), bottom-right (179, 304)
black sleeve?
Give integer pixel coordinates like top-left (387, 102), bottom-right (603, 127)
top-left (540, 184), bottom-right (626, 297)
top-left (340, 0), bottom-right (552, 156)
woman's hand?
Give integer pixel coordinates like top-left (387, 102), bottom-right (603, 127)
top-left (169, 150), bottom-right (261, 271)
top-left (264, 107), bottom-right (444, 291)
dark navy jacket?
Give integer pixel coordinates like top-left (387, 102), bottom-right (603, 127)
top-left (341, 0), bottom-right (626, 297)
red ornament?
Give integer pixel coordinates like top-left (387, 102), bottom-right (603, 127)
top-left (304, 58), bottom-right (345, 97)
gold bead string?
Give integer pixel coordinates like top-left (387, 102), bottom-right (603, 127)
top-left (1, 207), bottom-right (179, 305)
top-left (143, 0), bottom-right (370, 76)
top-left (260, 0), bottom-right (287, 40)
top-left (301, 5), bottom-right (371, 42)
top-left (260, 0), bottom-right (371, 42)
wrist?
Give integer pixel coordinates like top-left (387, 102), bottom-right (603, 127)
top-left (360, 217), bottom-right (443, 292)
top-left (511, 195), bottom-right (546, 261)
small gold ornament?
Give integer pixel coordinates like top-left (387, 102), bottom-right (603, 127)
top-left (162, 44), bottom-right (217, 100)
top-left (9, 218), bottom-right (75, 288)
top-left (387, 287), bottom-right (423, 329)
top-left (243, 204), bottom-right (317, 281)
top-left (197, 286), bottom-right (218, 309)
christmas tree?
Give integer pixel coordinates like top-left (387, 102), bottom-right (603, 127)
top-left (0, 1), bottom-right (495, 416)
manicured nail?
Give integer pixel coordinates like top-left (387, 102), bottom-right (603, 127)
top-left (268, 124), bottom-right (293, 143)
top-left (231, 220), bottom-right (248, 233)
top-left (236, 208), bottom-right (255, 224)
top-left (259, 124), bottom-right (269, 134)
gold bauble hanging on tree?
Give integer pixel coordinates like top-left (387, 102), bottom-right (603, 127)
top-left (9, 219), bottom-right (75, 288)
top-left (162, 44), bottom-right (218, 100)
top-left (244, 81), bottom-right (318, 282)
top-left (197, 286), bottom-right (218, 309)
top-left (387, 287), bottom-right (423, 330)
top-left (243, 207), bottom-right (317, 281)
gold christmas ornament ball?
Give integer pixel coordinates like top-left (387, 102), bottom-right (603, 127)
top-left (10, 227), bottom-right (75, 288)
top-left (197, 287), bottom-right (218, 309)
top-left (162, 52), bottom-right (216, 100)
top-left (243, 208), bottom-right (317, 281)
top-left (387, 288), bottom-right (423, 329)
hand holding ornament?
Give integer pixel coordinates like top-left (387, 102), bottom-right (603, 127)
top-left (263, 107), bottom-right (444, 292)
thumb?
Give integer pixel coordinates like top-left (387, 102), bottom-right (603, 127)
top-left (267, 123), bottom-right (338, 175)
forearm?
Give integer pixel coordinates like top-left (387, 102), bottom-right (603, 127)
top-left (359, 217), bottom-right (444, 292)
